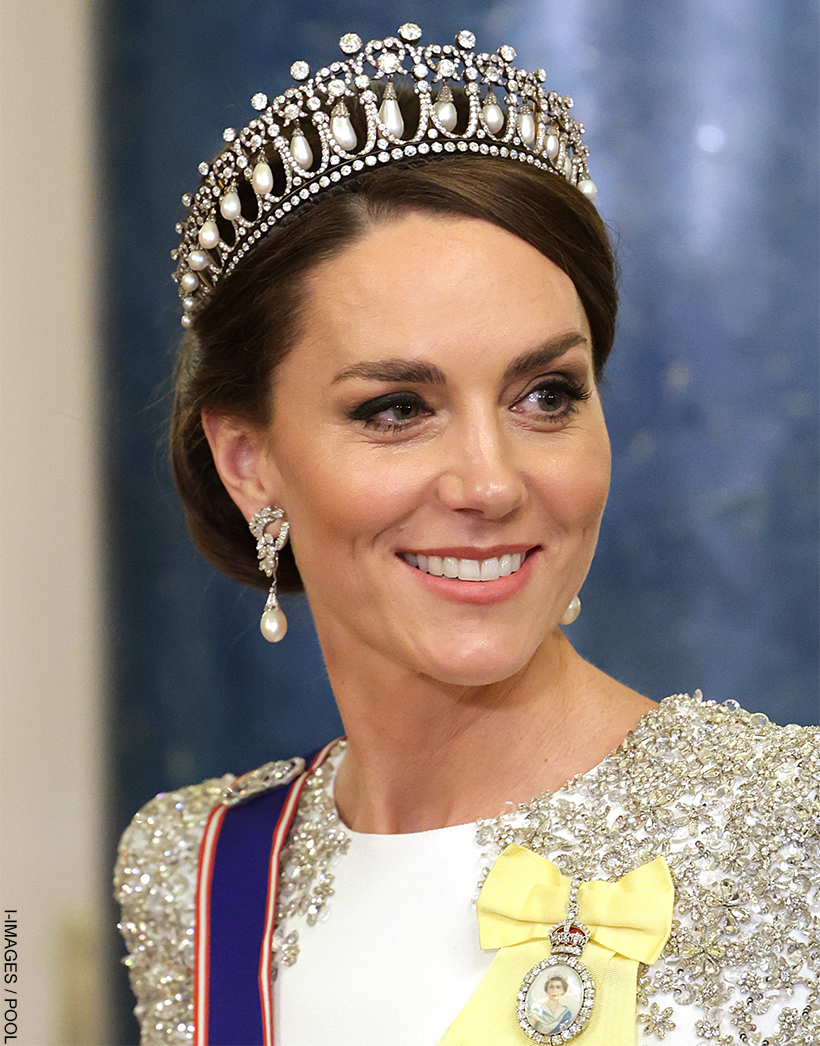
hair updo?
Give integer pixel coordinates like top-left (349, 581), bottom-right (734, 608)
top-left (170, 156), bottom-right (618, 593)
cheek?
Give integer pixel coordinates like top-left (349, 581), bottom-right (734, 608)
top-left (274, 440), bottom-right (426, 567)
top-left (534, 432), bottom-right (611, 531)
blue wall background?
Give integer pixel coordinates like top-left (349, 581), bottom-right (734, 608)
top-left (99, 1), bottom-right (818, 1040)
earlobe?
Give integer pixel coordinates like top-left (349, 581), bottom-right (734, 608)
top-left (201, 410), bottom-right (281, 520)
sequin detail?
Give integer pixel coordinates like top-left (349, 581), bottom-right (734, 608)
top-left (114, 774), bottom-right (233, 1043)
top-left (115, 696), bottom-right (819, 1045)
top-left (271, 741), bottom-right (350, 973)
top-left (475, 694), bottom-right (819, 1044)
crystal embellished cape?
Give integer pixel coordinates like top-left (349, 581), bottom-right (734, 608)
top-left (115, 694), bottom-right (820, 1045)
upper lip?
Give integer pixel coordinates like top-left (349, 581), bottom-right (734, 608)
top-left (398, 544), bottom-right (539, 559)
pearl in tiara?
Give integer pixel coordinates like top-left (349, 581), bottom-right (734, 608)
top-left (172, 24), bottom-right (597, 327)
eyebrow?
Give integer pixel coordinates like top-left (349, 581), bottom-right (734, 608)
top-left (331, 358), bottom-right (447, 385)
top-left (501, 333), bottom-right (589, 381)
top-left (330, 332), bottom-right (588, 386)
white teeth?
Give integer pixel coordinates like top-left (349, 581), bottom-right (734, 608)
top-left (480, 558), bottom-right (501, 581)
top-left (443, 557), bottom-right (459, 579)
top-left (458, 559), bottom-right (480, 581)
top-left (404, 551), bottom-right (529, 581)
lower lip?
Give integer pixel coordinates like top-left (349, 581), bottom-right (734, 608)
top-left (398, 550), bottom-right (540, 606)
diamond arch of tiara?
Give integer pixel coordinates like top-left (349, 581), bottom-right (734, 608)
top-left (172, 23), bottom-right (598, 327)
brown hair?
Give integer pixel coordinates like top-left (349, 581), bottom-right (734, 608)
top-left (171, 156), bottom-right (618, 592)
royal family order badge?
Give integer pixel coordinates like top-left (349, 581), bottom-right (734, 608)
top-left (517, 912), bottom-right (595, 1042)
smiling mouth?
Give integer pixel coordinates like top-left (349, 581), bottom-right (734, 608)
top-left (399, 549), bottom-right (537, 581)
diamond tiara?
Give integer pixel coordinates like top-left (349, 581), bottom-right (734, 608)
top-left (172, 23), bottom-right (598, 327)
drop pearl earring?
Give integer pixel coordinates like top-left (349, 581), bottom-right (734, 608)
top-left (248, 507), bottom-right (290, 642)
top-left (561, 595), bottom-right (581, 625)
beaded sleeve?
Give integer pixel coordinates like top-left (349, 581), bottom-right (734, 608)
top-left (114, 774), bottom-right (234, 1045)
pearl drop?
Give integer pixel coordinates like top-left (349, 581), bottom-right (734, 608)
top-left (545, 133), bottom-right (560, 160)
top-left (331, 114), bottom-right (357, 151)
top-left (517, 111), bottom-right (536, 144)
top-left (260, 606), bottom-right (288, 643)
top-left (561, 595), bottom-right (581, 625)
top-left (289, 130), bottom-right (314, 170)
top-left (435, 100), bottom-right (458, 132)
top-left (482, 102), bottom-right (505, 135)
top-left (180, 313), bottom-right (193, 329)
top-left (198, 219), bottom-right (220, 249)
top-left (180, 272), bottom-right (199, 293)
top-left (182, 296), bottom-right (196, 311)
top-left (187, 249), bottom-right (210, 271)
top-left (578, 178), bottom-right (598, 201)
top-left (252, 161), bottom-right (274, 195)
top-left (219, 191), bottom-right (241, 220)
top-left (379, 96), bottom-right (404, 138)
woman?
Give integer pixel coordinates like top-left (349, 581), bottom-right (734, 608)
top-left (527, 975), bottom-right (574, 1034)
top-left (115, 24), bottom-right (818, 1046)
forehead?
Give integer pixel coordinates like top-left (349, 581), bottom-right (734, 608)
top-left (294, 213), bottom-right (590, 372)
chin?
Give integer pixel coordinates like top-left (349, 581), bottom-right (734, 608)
top-left (407, 630), bottom-right (546, 688)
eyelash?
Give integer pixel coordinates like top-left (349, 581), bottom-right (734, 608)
top-left (512, 376), bottom-right (592, 420)
top-left (349, 392), bottom-right (429, 433)
top-left (349, 377), bottom-right (592, 434)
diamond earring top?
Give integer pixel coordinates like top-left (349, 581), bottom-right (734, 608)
top-left (172, 24), bottom-right (597, 327)
top-left (249, 507), bottom-right (290, 643)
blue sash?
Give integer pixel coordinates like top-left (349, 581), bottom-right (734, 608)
top-left (196, 748), bottom-right (329, 1045)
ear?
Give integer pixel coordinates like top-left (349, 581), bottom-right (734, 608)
top-left (201, 410), bottom-right (284, 521)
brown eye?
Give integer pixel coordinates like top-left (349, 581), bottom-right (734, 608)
top-left (350, 392), bottom-right (431, 432)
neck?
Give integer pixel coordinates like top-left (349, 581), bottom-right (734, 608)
top-left (322, 629), bottom-right (654, 834)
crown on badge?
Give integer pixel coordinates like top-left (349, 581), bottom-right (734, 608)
top-left (548, 919), bottom-right (591, 956)
top-left (172, 23), bottom-right (598, 326)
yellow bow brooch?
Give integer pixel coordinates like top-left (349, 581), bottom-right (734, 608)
top-left (439, 845), bottom-right (674, 1046)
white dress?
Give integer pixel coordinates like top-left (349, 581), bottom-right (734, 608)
top-left (116, 693), bottom-right (820, 1045)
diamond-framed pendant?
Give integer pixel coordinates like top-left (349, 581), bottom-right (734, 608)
top-left (516, 914), bottom-right (595, 1042)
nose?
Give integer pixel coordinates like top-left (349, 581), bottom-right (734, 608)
top-left (436, 412), bottom-right (527, 520)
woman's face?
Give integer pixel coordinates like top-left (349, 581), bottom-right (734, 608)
top-left (237, 212), bottom-right (610, 686)
top-left (547, 979), bottom-right (565, 1000)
